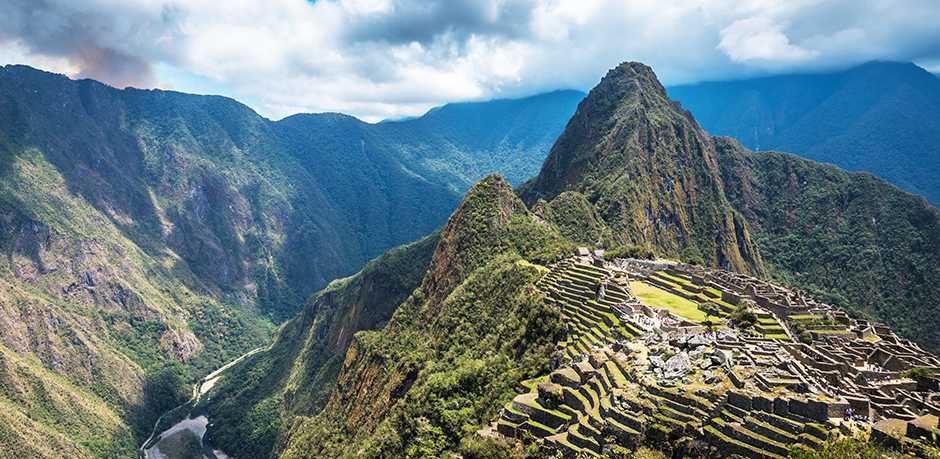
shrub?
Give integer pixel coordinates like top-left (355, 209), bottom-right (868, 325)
top-left (730, 305), bottom-right (757, 330)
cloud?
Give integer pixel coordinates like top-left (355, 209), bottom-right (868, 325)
top-left (0, 0), bottom-right (181, 88)
top-left (2, 0), bottom-right (940, 121)
top-left (719, 17), bottom-right (816, 63)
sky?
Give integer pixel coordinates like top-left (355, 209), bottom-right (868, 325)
top-left (2, 0), bottom-right (940, 122)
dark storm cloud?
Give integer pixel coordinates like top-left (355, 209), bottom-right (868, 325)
top-left (0, 0), bottom-right (181, 88)
top-left (341, 0), bottom-right (537, 46)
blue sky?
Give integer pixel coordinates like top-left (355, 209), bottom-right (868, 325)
top-left (2, 0), bottom-right (939, 122)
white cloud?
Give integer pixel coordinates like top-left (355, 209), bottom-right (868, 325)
top-left (719, 17), bottom-right (816, 63)
top-left (2, 0), bottom-right (939, 121)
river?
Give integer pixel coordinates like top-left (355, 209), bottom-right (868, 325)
top-left (139, 347), bottom-right (265, 459)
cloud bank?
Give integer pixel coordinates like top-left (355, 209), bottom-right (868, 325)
top-left (2, 0), bottom-right (939, 121)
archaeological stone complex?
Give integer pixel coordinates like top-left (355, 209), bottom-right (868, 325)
top-left (493, 249), bottom-right (940, 458)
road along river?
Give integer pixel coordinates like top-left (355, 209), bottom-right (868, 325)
top-left (140, 347), bottom-right (265, 459)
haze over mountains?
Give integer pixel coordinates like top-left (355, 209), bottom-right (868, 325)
top-left (669, 61), bottom-right (940, 205)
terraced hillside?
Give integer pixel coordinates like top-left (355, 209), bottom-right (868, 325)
top-left (536, 258), bottom-right (640, 360)
top-left (638, 270), bottom-right (789, 340)
top-left (522, 61), bottom-right (940, 356)
top-left (495, 252), bottom-right (940, 458)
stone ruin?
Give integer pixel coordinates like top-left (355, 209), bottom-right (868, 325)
top-left (493, 249), bottom-right (940, 458)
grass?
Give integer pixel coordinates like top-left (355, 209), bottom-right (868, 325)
top-left (788, 314), bottom-right (822, 321)
top-left (630, 281), bottom-right (708, 322)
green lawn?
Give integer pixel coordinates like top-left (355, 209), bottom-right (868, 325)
top-left (787, 314), bottom-right (821, 321)
top-left (630, 281), bottom-right (707, 322)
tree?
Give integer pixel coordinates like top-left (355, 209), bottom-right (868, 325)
top-left (902, 367), bottom-right (935, 380)
top-left (699, 303), bottom-right (722, 330)
top-left (730, 305), bottom-right (757, 330)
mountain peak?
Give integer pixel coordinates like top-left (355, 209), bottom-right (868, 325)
top-left (575, 61), bottom-right (676, 121)
top-left (422, 174), bottom-right (526, 299)
top-left (604, 61), bottom-right (663, 90)
top-left (521, 61), bottom-right (763, 275)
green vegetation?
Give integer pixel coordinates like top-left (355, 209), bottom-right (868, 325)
top-left (788, 437), bottom-right (911, 459)
top-left (604, 243), bottom-right (657, 260)
top-left (730, 304), bottom-right (758, 330)
top-left (630, 281), bottom-right (708, 322)
top-left (902, 367), bottom-right (935, 380)
top-left (699, 302), bottom-right (722, 329)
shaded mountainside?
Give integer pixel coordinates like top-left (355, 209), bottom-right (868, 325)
top-left (0, 65), bottom-right (576, 455)
top-left (202, 62), bottom-right (940, 458)
top-left (669, 61), bottom-right (940, 204)
top-left (199, 233), bottom-right (439, 457)
top-left (377, 89), bottom-right (585, 189)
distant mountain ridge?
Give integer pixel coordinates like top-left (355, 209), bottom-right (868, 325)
top-left (669, 61), bottom-right (940, 204)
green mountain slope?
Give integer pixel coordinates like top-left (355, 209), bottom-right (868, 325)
top-left (0, 65), bottom-right (577, 455)
top-left (278, 175), bottom-right (569, 458)
top-left (669, 61), bottom-right (940, 204)
top-left (524, 61), bottom-right (940, 353)
top-left (200, 61), bottom-right (940, 459)
top-left (519, 63), bottom-right (764, 275)
top-left (199, 233), bottom-right (439, 457)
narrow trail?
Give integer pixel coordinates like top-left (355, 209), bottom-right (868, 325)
top-left (139, 346), bottom-right (267, 457)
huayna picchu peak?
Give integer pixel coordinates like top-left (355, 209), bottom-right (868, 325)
top-left (154, 61), bottom-right (940, 459)
top-left (520, 61), bottom-right (764, 276)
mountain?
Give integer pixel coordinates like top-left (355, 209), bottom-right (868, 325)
top-left (518, 63), bottom-right (764, 275)
top-left (375, 89), bottom-right (585, 189)
top-left (202, 175), bottom-right (572, 458)
top-left (525, 62), bottom-right (940, 353)
top-left (197, 62), bottom-right (940, 457)
top-left (668, 61), bottom-right (940, 204)
top-left (0, 65), bottom-right (578, 456)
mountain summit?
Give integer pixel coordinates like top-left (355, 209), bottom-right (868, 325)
top-left (521, 62), bottom-right (763, 275)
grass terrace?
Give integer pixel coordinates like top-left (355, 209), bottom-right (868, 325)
top-left (630, 281), bottom-right (707, 322)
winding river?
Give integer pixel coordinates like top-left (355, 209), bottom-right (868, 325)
top-left (140, 347), bottom-right (265, 459)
